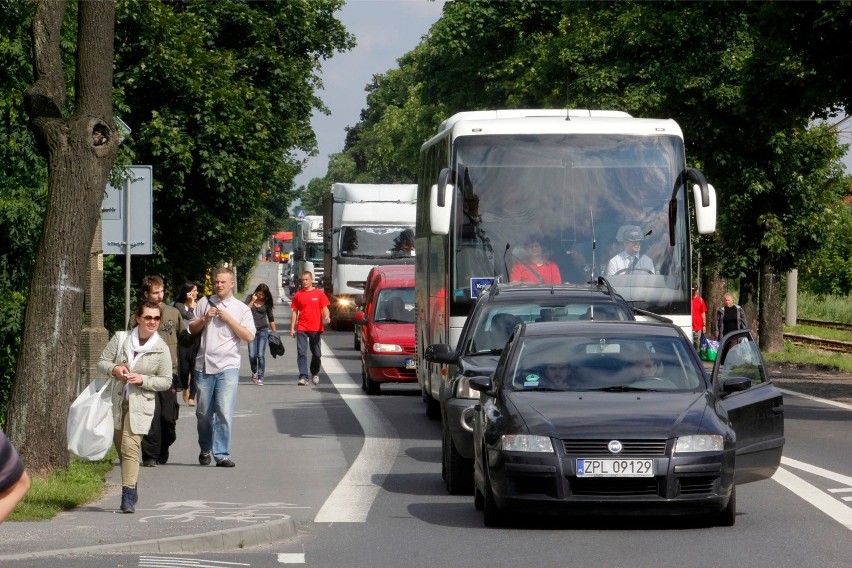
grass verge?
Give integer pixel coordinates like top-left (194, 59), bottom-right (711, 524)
top-left (765, 342), bottom-right (852, 373)
top-left (8, 449), bottom-right (116, 522)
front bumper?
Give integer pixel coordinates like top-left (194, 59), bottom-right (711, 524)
top-left (485, 440), bottom-right (735, 517)
top-left (364, 352), bottom-right (417, 383)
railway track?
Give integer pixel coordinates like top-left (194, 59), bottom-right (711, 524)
top-left (795, 318), bottom-right (852, 332)
top-left (783, 333), bottom-right (852, 354)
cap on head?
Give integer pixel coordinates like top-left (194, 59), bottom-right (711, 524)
top-left (692, 284), bottom-right (699, 291)
top-left (622, 227), bottom-right (644, 242)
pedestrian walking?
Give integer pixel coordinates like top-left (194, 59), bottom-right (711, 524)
top-left (173, 281), bottom-right (201, 406)
top-left (98, 301), bottom-right (172, 513)
top-left (245, 283), bottom-right (276, 386)
top-left (716, 292), bottom-right (747, 339)
top-left (189, 266), bottom-right (255, 468)
top-left (0, 429), bottom-right (30, 522)
top-left (289, 271), bottom-right (331, 386)
top-left (691, 284), bottom-right (707, 351)
top-left (135, 275), bottom-right (185, 467)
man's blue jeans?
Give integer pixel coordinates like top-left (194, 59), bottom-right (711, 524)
top-left (296, 331), bottom-right (323, 379)
top-left (247, 327), bottom-right (270, 379)
top-left (194, 367), bottom-right (239, 462)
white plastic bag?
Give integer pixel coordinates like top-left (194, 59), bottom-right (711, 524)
top-left (66, 380), bottom-right (114, 461)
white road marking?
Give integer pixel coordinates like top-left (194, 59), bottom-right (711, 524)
top-left (277, 553), bottom-right (306, 563)
top-left (777, 388), bottom-right (852, 411)
top-left (138, 557), bottom-right (249, 567)
top-left (314, 339), bottom-right (400, 523)
top-left (773, 467), bottom-right (852, 531)
top-left (781, 457), bottom-right (852, 486)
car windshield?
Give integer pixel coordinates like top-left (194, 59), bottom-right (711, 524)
top-left (465, 301), bottom-right (632, 355)
top-left (507, 335), bottom-right (704, 392)
top-left (374, 288), bottom-right (415, 323)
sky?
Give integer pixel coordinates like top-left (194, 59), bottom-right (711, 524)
top-left (293, 0), bottom-right (445, 191)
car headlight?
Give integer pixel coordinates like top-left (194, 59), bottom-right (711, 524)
top-left (674, 434), bottom-right (724, 453)
top-left (455, 377), bottom-right (480, 399)
top-left (501, 435), bottom-right (554, 453)
top-left (373, 342), bottom-right (403, 353)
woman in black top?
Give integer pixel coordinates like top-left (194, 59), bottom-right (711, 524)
top-left (173, 281), bottom-right (201, 405)
top-left (716, 293), bottom-right (747, 339)
top-left (245, 283), bottom-right (276, 385)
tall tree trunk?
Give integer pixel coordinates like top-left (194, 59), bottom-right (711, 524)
top-left (706, 274), bottom-right (727, 339)
top-left (759, 258), bottom-right (785, 352)
top-left (6, 0), bottom-right (118, 474)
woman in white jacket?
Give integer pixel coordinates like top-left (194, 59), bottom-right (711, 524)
top-left (97, 301), bottom-right (172, 513)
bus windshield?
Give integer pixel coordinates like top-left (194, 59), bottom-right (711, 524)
top-left (450, 133), bottom-right (689, 316)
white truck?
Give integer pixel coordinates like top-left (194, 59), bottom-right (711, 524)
top-left (289, 215), bottom-right (324, 295)
top-left (322, 183), bottom-right (417, 330)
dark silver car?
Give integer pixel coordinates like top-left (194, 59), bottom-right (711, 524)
top-left (469, 321), bottom-right (784, 527)
top-left (425, 280), bottom-right (636, 494)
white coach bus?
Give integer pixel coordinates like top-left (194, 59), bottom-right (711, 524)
top-left (415, 109), bottom-right (717, 417)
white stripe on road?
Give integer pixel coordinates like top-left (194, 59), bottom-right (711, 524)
top-left (781, 457), bottom-right (852, 486)
top-left (278, 553), bottom-right (306, 563)
top-left (314, 339), bottom-right (400, 523)
top-left (773, 467), bottom-right (852, 531)
top-left (777, 388), bottom-right (852, 411)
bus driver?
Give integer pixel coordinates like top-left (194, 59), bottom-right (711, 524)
top-left (606, 225), bottom-right (655, 276)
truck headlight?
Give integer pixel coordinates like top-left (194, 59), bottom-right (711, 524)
top-left (373, 343), bottom-right (402, 353)
top-left (674, 434), bottom-right (724, 453)
top-left (501, 435), bottom-right (554, 453)
top-left (337, 297), bottom-right (354, 308)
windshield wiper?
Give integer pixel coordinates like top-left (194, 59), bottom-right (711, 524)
top-left (588, 385), bottom-right (659, 392)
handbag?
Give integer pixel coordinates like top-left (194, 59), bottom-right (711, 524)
top-left (66, 379), bottom-right (114, 461)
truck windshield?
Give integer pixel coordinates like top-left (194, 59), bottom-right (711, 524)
top-left (340, 226), bottom-right (415, 259)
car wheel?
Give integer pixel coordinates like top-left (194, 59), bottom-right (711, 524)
top-left (360, 360), bottom-right (367, 391)
top-left (474, 485), bottom-right (484, 511)
top-left (482, 477), bottom-right (506, 527)
top-left (365, 372), bottom-right (380, 395)
top-left (446, 435), bottom-right (474, 495)
top-left (441, 421), bottom-right (449, 483)
top-left (425, 396), bottom-right (440, 420)
top-left (353, 332), bottom-right (360, 351)
top-left (717, 485), bottom-right (736, 527)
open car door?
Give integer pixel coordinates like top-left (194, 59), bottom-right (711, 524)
top-left (712, 330), bottom-right (785, 484)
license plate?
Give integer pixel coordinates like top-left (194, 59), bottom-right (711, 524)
top-left (576, 458), bottom-right (654, 477)
top-left (405, 358), bottom-right (417, 370)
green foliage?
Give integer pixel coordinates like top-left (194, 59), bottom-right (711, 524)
top-left (8, 450), bottom-right (116, 521)
top-left (795, 290), bottom-right (852, 324)
top-left (799, 201), bottom-right (852, 295)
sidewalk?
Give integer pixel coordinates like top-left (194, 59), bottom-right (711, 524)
top-left (0, 261), bottom-right (345, 559)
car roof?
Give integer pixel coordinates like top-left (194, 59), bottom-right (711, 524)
top-left (517, 320), bottom-right (683, 339)
top-left (480, 281), bottom-right (627, 302)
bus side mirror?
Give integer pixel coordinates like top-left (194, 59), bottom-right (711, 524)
top-left (430, 169), bottom-right (454, 235)
top-left (694, 183), bottom-right (717, 234)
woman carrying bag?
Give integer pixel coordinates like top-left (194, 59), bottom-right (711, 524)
top-left (97, 301), bottom-right (172, 513)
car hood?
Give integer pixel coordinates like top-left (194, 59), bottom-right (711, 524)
top-left (506, 391), bottom-right (709, 439)
top-left (370, 322), bottom-right (415, 346)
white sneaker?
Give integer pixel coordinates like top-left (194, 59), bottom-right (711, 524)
top-left (312, 375), bottom-right (320, 385)
top-left (297, 378), bottom-right (308, 386)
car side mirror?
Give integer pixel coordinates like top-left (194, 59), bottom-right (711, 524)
top-left (468, 376), bottom-right (493, 392)
top-left (425, 343), bottom-right (457, 364)
top-left (721, 376), bottom-right (752, 395)
top-left (354, 311), bottom-right (366, 325)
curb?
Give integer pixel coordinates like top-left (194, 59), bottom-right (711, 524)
top-left (0, 517), bottom-right (297, 560)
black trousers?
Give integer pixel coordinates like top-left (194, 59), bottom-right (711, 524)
top-left (141, 383), bottom-right (179, 464)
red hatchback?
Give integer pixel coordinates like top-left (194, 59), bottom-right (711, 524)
top-left (354, 265), bottom-right (416, 395)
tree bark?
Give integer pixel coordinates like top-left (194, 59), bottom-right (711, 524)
top-left (739, 271), bottom-right (760, 338)
top-left (759, 258), bottom-right (785, 352)
top-left (7, 0), bottom-right (118, 474)
top-left (706, 274), bottom-right (727, 339)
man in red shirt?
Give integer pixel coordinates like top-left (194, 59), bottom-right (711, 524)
top-left (290, 271), bottom-right (331, 386)
top-left (691, 283), bottom-right (707, 351)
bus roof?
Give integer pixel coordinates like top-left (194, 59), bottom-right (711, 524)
top-left (423, 109), bottom-right (683, 150)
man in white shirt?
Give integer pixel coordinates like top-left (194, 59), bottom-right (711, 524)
top-left (189, 266), bottom-right (255, 468)
top-left (606, 226), bottom-right (656, 276)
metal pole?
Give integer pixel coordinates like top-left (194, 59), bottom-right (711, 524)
top-left (124, 176), bottom-right (132, 327)
top-left (786, 269), bottom-right (798, 326)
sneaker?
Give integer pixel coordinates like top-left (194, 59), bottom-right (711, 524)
top-left (251, 373), bottom-right (259, 385)
top-left (312, 375), bottom-right (320, 385)
top-left (297, 378), bottom-right (308, 386)
top-left (142, 459), bottom-right (157, 467)
top-left (216, 458), bottom-right (236, 468)
top-left (198, 451), bottom-right (212, 466)
top-left (257, 378), bottom-right (264, 386)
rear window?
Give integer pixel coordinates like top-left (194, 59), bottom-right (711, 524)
top-left (465, 300), bottom-right (632, 354)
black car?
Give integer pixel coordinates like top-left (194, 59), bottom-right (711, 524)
top-left (469, 320), bottom-right (784, 527)
top-left (424, 279), bottom-right (637, 494)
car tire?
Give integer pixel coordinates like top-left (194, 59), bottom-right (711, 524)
top-left (446, 435), bottom-right (474, 495)
top-left (482, 477), bottom-right (506, 527)
top-left (425, 396), bottom-right (440, 420)
top-left (365, 372), bottom-right (380, 395)
top-left (717, 485), bottom-right (736, 527)
top-left (353, 332), bottom-right (360, 351)
top-left (474, 485), bottom-right (484, 511)
top-left (360, 360), bottom-right (367, 391)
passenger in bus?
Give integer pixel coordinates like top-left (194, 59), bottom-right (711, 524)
top-left (606, 225), bottom-right (656, 275)
top-left (510, 240), bottom-right (562, 284)
top-left (455, 190), bottom-right (496, 295)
